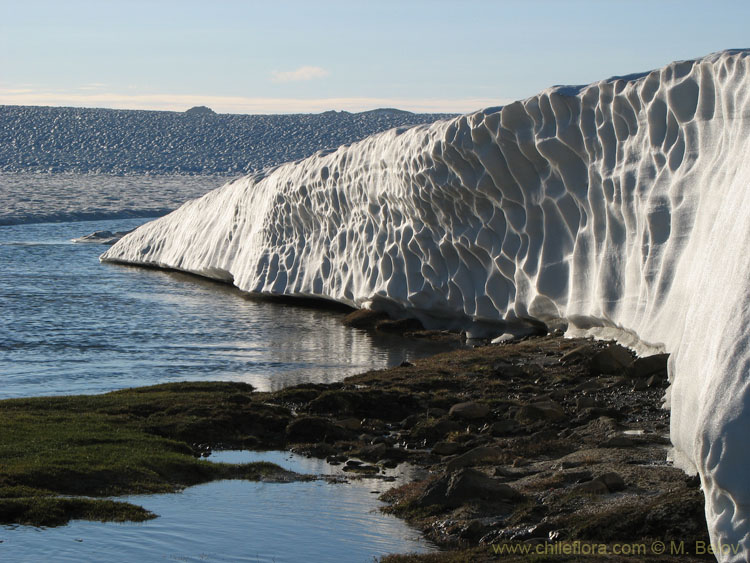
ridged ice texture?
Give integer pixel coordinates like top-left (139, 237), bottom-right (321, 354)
top-left (103, 50), bottom-right (750, 559)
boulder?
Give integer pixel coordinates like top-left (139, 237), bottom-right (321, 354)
top-left (490, 419), bottom-right (520, 436)
top-left (449, 401), bottom-right (490, 420)
top-left (432, 441), bottom-right (462, 456)
top-left (335, 417), bottom-right (362, 431)
top-left (560, 344), bottom-right (595, 364)
top-left (416, 468), bottom-right (524, 508)
top-left (516, 401), bottom-right (566, 424)
top-left (598, 472), bottom-right (626, 492)
top-left (445, 446), bottom-right (503, 472)
top-left (285, 416), bottom-right (346, 443)
top-left (576, 472), bottom-right (626, 494)
top-left (627, 353), bottom-right (669, 379)
top-left (341, 309), bottom-right (389, 329)
top-left (590, 344), bottom-right (634, 375)
top-left (353, 442), bottom-right (388, 461)
top-left (576, 479), bottom-right (610, 495)
top-left (411, 418), bottom-right (463, 443)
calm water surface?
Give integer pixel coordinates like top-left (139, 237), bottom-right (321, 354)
top-left (0, 217), bottom-right (450, 398)
top-left (0, 214), bottom-right (446, 561)
top-left (0, 451), bottom-right (437, 562)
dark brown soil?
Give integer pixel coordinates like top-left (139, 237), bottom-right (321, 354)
top-left (254, 333), bottom-right (712, 561)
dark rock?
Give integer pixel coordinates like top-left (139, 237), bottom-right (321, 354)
top-left (493, 466), bottom-right (537, 480)
top-left (448, 401), bottom-right (490, 420)
top-left (308, 389), bottom-right (422, 421)
top-left (600, 435), bottom-right (637, 448)
top-left (576, 472), bottom-right (626, 494)
top-left (416, 468), bottom-right (523, 508)
top-left (576, 479), bottom-right (610, 495)
top-left (575, 406), bottom-right (624, 422)
top-left (646, 374), bottom-right (666, 388)
top-left (492, 361), bottom-right (526, 378)
top-left (432, 441), bottom-right (462, 456)
top-left (516, 401), bottom-right (566, 424)
top-left (445, 446), bottom-right (503, 472)
top-left (341, 309), bottom-right (389, 329)
top-left (560, 344), bottom-right (594, 364)
top-left (556, 460), bottom-right (585, 470)
top-left (375, 317), bottom-right (424, 333)
top-left (400, 414), bottom-right (423, 429)
top-left (576, 396), bottom-right (597, 410)
top-left (335, 418), bottom-right (361, 431)
top-left (571, 416), bottom-right (620, 444)
top-left (559, 470), bottom-right (594, 484)
top-left (372, 435), bottom-right (394, 446)
top-left (627, 353), bottom-right (669, 379)
top-left (685, 474), bottom-right (701, 488)
top-left (590, 344), bottom-right (634, 375)
top-left (285, 416), bottom-right (347, 443)
top-left (354, 442), bottom-right (388, 460)
top-left (632, 378), bottom-right (649, 391)
top-left (459, 519), bottom-right (487, 540)
top-left (573, 379), bottom-right (607, 392)
top-left (342, 463), bottom-right (379, 473)
top-left (410, 418), bottom-right (463, 445)
top-left (304, 442), bottom-right (337, 457)
top-left (598, 472), bottom-right (626, 492)
top-left (490, 419), bottom-right (521, 436)
top-left (606, 376), bottom-right (630, 388)
top-left (361, 418), bottom-right (387, 432)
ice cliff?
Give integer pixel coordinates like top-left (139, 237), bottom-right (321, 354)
top-left (102, 50), bottom-right (750, 559)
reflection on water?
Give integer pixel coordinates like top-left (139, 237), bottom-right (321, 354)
top-left (0, 218), bottom-right (455, 398)
top-left (0, 451), bottom-right (438, 563)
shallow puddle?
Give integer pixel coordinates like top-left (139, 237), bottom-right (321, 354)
top-left (0, 451), bottom-right (437, 562)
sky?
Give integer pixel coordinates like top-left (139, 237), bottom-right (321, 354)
top-left (1, 0), bottom-right (749, 115)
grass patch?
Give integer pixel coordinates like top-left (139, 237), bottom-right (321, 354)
top-left (0, 382), bottom-right (295, 526)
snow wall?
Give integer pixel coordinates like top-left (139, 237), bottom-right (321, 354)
top-left (102, 50), bottom-right (750, 559)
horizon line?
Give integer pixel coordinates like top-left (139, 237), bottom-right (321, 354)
top-left (0, 90), bottom-right (512, 116)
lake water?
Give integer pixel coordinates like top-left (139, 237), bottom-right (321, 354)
top-left (0, 217), bottom-right (450, 399)
top-left (0, 451), bottom-right (437, 562)
top-left (0, 173), bottom-right (444, 560)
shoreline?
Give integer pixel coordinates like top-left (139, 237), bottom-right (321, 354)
top-left (0, 331), bottom-right (713, 561)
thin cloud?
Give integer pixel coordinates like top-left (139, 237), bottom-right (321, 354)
top-left (271, 66), bottom-right (330, 83)
top-left (0, 88), bottom-right (34, 95)
top-left (0, 88), bottom-right (512, 115)
top-left (77, 83), bottom-right (107, 91)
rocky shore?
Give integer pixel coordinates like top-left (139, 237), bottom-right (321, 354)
top-left (0, 322), bottom-right (713, 560)
top-left (255, 327), bottom-right (712, 561)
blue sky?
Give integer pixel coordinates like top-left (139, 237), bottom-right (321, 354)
top-left (1, 0), bottom-right (748, 114)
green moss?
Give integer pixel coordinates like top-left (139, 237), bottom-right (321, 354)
top-left (0, 382), bottom-right (296, 526)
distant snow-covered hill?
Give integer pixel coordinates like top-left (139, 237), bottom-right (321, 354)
top-left (0, 106), bottom-right (455, 175)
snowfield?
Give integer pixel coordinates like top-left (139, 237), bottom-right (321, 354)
top-left (0, 106), bottom-right (454, 175)
top-left (0, 173), bottom-right (220, 226)
top-left (103, 50), bottom-right (750, 560)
